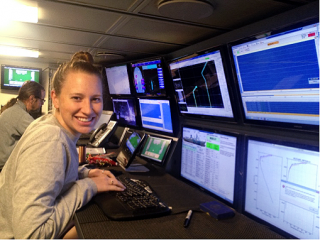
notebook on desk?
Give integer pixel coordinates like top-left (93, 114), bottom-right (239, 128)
top-left (93, 175), bottom-right (171, 220)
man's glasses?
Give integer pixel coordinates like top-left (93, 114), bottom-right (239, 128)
top-left (37, 98), bottom-right (46, 104)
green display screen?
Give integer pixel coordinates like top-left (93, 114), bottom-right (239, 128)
top-left (140, 135), bottom-right (171, 163)
top-left (1, 65), bottom-right (41, 89)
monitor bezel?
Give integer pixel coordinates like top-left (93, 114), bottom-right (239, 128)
top-left (179, 124), bottom-right (242, 209)
top-left (105, 63), bottom-right (133, 96)
top-left (111, 96), bottom-right (140, 128)
top-left (168, 45), bottom-right (238, 124)
top-left (130, 57), bottom-right (167, 97)
top-left (242, 134), bottom-right (319, 239)
top-left (139, 134), bottom-right (172, 166)
top-left (137, 97), bottom-right (175, 136)
top-left (227, 18), bottom-right (319, 133)
top-left (1, 64), bottom-right (42, 91)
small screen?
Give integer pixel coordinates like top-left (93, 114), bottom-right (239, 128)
top-left (169, 50), bottom-right (234, 118)
top-left (180, 127), bottom-right (237, 204)
top-left (126, 132), bottom-right (142, 154)
top-left (131, 59), bottom-right (166, 96)
top-left (140, 135), bottom-right (171, 163)
top-left (231, 22), bottom-right (319, 126)
top-left (105, 65), bottom-right (131, 95)
top-left (112, 98), bottom-right (137, 127)
top-left (1, 65), bottom-right (41, 90)
top-left (245, 138), bottom-right (319, 239)
top-left (138, 99), bottom-right (173, 133)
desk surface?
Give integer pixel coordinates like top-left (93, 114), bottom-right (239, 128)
top-left (75, 163), bottom-right (285, 239)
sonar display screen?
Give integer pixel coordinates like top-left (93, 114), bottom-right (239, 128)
top-left (169, 50), bottom-right (234, 118)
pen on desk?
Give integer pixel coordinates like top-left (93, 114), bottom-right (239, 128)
top-left (184, 210), bottom-right (193, 228)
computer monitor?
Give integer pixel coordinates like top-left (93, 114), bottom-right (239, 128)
top-left (1, 64), bottom-right (42, 90)
top-left (180, 126), bottom-right (238, 204)
top-left (140, 135), bottom-right (172, 165)
top-left (138, 98), bottom-right (173, 134)
top-left (230, 21), bottom-right (319, 131)
top-left (131, 58), bottom-right (166, 96)
top-left (112, 98), bottom-right (137, 127)
top-left (94, 110), bottom-right (113, 129)
top-left (244, 137), bottom-right (319, 239)
top-left (105, 64), bottom-right (131, 95)
top-left (169, 49), bottom-right (234, 119)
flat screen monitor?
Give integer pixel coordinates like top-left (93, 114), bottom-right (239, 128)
top-left (94, 110), bottom-right (113, 129)
top-left (131, 58), bottom-right (166, 96)
top-left (244, 137), bottom-right (319, 239)
top-left (140, 135), bottom-right (172, 164)
top-left (105, 65), bottom-right (131, 95)
top-left (138, 98), bottom-right (173, 134)
top-left (230, 21), bottom-right (319, 130)
top-left (180, 126), bottom-right (238, 204)
top-left (169, 49), bottom-right (234, 119)
top-left (1, 64), bottom-right (42, 90)
top-left (112, 98), bottom-right (137, 127)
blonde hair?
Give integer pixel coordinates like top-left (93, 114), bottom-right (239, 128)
top-left (52, 51), bottom-right (103, 96)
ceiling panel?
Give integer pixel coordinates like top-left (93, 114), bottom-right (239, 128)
top-left (114, 17), bottom-right (221, 45)
top-left (38, 1), bottom-right (123, 33)
top-left (0, 0), bottom-right (316, 66)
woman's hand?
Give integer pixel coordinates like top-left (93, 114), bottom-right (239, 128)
top-left (88, 169), bottom-right (125, 193)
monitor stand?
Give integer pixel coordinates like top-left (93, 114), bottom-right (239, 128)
top-left (125, 163), bottom-right (149, 172)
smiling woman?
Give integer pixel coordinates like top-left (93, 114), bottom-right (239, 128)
top-left (0, 51), bottom-right (126, 239)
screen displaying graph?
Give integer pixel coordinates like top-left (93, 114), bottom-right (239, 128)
top-left (245, 139), bottom-right (319, 239)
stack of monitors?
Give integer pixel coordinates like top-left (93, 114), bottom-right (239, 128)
top-left (140, 135), bottom-right (172, 165)
top-left (138, 98), bottom-right (173, 134)
top-left (131, 58), bottom-right (166, 96)
top-left (169, 49), bottom-right (234, 119)
top-left (244, 136), bottom-right (319, 239)
top-left (105, 64), bottom-right (131, 95)
top-left (112, 98), bottom-right (137, 127)
top-left (230, 21), bottom-right (319, 130)
top-left (180, 126), bottom-right (238, 204)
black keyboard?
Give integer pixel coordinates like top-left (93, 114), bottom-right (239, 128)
top-left (93, 176), bottom-right (171, 220)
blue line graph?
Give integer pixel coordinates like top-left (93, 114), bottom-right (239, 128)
top-left (255, 152), bottom-right (283, 218)
top-left (286, 159), bottom-right (318, 190)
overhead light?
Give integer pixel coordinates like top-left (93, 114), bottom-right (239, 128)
top-left (0, 46), bottom-right (39, 58)
top-left (158, 0), bottom-right (214, 20)
top-left (96, 52), bottom-right (125, 59)
top-left (0, 0), bottom-right (38, 24)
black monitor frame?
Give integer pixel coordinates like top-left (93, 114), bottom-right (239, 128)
top-left (1, 64), bottom-right (42, 91)
top-left (111, 97), bottom-right (140, 128)
top-left (137, 97), bottom-right (176, 136)
top-left (242, 134), bottom-right (319, 239)
top-left (130, 57), bottom-right (167, 97)
top-left (228, 18), bottom-right (319, 133)
top-left (168, 45), bottom-right (238, 124)
top-left (178, 124), bottom-right (243, 210)
top-left (105, 63), bottom-right (133, 96)
top-left (138, 134), bottom-right (172, 166)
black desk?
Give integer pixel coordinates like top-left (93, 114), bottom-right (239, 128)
top-left (75, 163), bottom-right (285, 239)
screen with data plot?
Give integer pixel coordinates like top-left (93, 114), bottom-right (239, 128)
top-left (244, 137), bottom-right (319, 239)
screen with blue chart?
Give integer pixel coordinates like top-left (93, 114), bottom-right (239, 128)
top-left (231, 22), bottom-right (319, 127)
top-left (131, 59), bottom-right (166, 96)
top-left (138, 99), bottom-right (173, 133)
top-left (245, 138), bottom-right (319, 239)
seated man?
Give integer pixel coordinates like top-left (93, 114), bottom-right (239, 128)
top-left (0, 81), bottom-right (45, 170)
